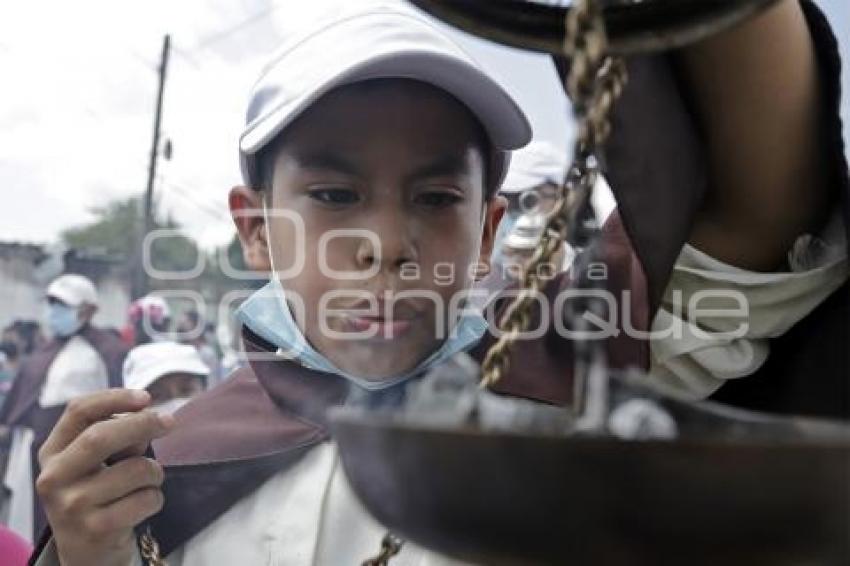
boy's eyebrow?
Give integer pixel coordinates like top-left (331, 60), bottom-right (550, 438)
top-left (407, 154), bottom-right (470, 183)
top-left (295, 151), bottom-right (362, 176)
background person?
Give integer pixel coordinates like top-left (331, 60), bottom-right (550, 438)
top-left (2, 320), bottom-right (45, 363)
top-left (175, 310), bottom-right (223, 388)
top-left (491, 141), bottom-right (568, 268)
top-left (0, 341), bottom-right (18, 409)
top-left (122, 342), bottom-right (208, 416)
top-left (0, 274), bottom-right (127, 542)
top-left (121, 294), bottom-right (172, 347)
top-left (499, 213), bottom-right (570, 282)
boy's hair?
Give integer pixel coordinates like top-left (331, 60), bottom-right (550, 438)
top-left (253, 79), bottom-right (498, 201)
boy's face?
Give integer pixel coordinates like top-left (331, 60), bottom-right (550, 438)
top-left (232, 80), bottom-right (505, 380)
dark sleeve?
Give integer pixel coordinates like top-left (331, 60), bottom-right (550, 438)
top-left (800, 0), bottom-right (849, 241)
top-left (554, 0), bottom-right (848, 315)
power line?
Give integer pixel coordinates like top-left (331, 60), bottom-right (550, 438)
top-left (162, 179), bottom-right (230, 222)
top-left (164, 170), bottom-right (230, 212)
top-left (169, 42), bottom-right (204, 71)
top-left (125, 47), bottom-right (159, 72)
top-left (190, 2), bottom-right (282, 52)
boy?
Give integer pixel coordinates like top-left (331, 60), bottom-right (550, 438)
top-left (32, 1), bottom-right (847, 564)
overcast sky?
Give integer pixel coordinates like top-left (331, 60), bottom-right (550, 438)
top-left (0, 0), bottom-right (847, 250)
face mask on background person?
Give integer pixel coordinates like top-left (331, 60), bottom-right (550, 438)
top-left (45, 302), bottom-right (83, 338)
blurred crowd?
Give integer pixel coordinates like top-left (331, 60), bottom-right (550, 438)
top-left (0, 273), bottom-right (243, 545)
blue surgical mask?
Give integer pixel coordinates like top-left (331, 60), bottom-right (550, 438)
top-left (234, 201), bottom-right (489, 392)
top-left (235, 278), bottom-right (487, 391)
top-left (45, 303), bottom-right (83, 337)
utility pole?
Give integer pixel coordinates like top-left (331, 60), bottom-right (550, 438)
top-left (134, 34), bottom-right (171, 299)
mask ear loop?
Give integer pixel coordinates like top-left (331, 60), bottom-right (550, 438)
top-left (261, 196), bottom-right (308, 361)
top-left (261, 196), bottom-right (278, 280)
top-left (473, 203), bottom-right (493, 281)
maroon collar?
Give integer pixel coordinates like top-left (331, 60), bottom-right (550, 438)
top-left (153, 330), bottom-right (348, 466)
top-left (148, 330), bottom-right (351, 555)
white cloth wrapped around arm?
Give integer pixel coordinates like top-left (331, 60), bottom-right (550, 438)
top-left (648, 213), bottom-right (848, 399)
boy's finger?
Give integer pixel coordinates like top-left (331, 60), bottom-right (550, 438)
top-left (65, 457), bottom-right (163, 510)
top-left (82, 487), bottom-right (164, 536)
top-left (40, 389), bottom-right (151, 461)
top-left (108, 440), bottom-right (151, 464)
top-left (45, 411), bottom-right (172, 486)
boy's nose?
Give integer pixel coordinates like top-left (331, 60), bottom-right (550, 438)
top-left (355, 227), bottom-right (418, 273)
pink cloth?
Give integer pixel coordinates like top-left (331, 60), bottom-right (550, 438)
top-left (0, 525), bottom-right (33, 566)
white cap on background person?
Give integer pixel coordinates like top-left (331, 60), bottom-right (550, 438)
top-left (123, 342), bottom-right (209, 391)
top-left (45, 274), bottom-right (99, 307)
top-left (239, 2), bottom-right (531, 189)
top-left (500, 141), bottom-right (567, 194)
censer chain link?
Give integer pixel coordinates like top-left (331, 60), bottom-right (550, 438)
top-left (480, 0), bottom-right (627, 389)
top-left (362, 532), bottom-right (405, 566)
top-left (139, 527), bottom-right (168, 566)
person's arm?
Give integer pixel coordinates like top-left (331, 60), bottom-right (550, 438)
top-left (678, 0), bottom-right (830, 271)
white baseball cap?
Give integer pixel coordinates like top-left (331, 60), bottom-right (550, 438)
top-left (46, 274), bottom-right (99, 307)
top-left (123, 342), bottom-right (210, 391)
top-left (239, 2), bottom-right (532, 188)
top-left (500, 141), bottom-right (568, 194)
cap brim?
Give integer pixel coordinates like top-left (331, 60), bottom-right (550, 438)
top-left (240, 50), bottom-right (531, 187)
top-left (128, 362), bottom-right (210, 391)
top-left (46, 289), bottom-right (83, 307)
top-left (500, 170), bottom-right (550, 193)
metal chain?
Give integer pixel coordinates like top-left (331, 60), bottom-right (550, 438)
top-left (362, 532), bottom-right (405, 566)
top-left (480, 0), bottom-right (627, 389)
top-left (139, 527), bottom-right (167, 566)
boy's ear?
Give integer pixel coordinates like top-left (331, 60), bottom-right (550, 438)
top-left (477, 195), bottom-right (507, 277)
top-left (229, 186), bottom-right (271, 273)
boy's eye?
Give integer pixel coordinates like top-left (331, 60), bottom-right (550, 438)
top-left (308, 187), bottom-right (360, 205)
top-left (414, 191), bottom-right (463, 208)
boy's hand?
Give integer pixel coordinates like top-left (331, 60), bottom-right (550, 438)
top-left (36, 389), bottom-right (174, 566)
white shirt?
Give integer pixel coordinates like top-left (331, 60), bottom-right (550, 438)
top-left (38, 335), bottom-right (109, 407)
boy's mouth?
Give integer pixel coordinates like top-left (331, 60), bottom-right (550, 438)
top-left (336, 298), bottom-right (422, 339)
top-left (346, 315), bottom-right (414, 338)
